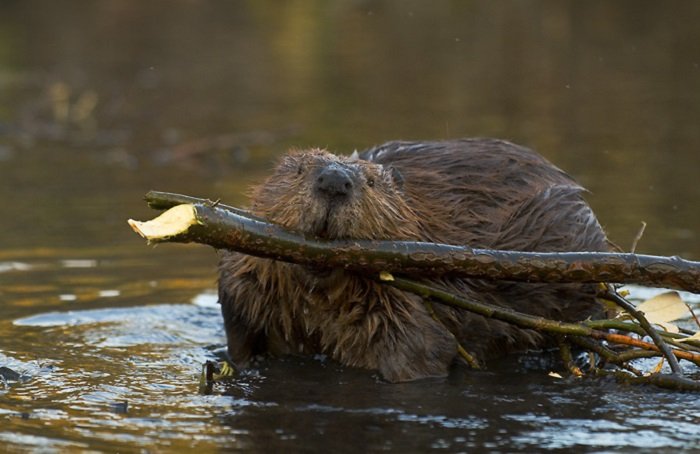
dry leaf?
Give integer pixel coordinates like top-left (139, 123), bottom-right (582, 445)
top-left (654, 321), bottom-right (680, 334)
top-left (379, 271), bottom-right (394, 282)
top-left (636, 291), bottom-right (690, 324)
top-left (676, 332), bottom-right (700, 343)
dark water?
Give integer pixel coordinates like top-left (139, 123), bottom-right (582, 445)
top-left (1, 1), bottom-right (699, 452)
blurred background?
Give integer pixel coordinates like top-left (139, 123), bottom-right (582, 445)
top-left (1, 1), bottom-right (699, 451)
top-left (1, 0), bottom-right (698, 255)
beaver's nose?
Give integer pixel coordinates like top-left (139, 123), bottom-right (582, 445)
top-left (315, 165), bottom-right (354, 199)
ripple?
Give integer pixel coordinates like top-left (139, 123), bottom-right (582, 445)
top-left (0, 262), bottom-right (32, 273)
top-left (60, 259), bottom-right (99, 269)
top-left (0, 432), bottom-right (88, 450)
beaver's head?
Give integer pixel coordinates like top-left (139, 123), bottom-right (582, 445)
top-left (249, 149), bottom-right (422, 241)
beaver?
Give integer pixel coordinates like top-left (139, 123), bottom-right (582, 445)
top-left (218, 138), bottom-right (610, 382)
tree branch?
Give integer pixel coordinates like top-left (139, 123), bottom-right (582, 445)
top-left (128, 194), bottom-right (700, 293)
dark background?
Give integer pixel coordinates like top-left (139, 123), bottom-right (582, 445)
top-left (1, 0), bottom-right (698, 257)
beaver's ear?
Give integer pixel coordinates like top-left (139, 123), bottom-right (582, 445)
top-left (388, 166), bottom-right (404, 189)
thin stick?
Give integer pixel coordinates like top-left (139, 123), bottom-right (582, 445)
top-left (602, 288), bottom-right (682, 375)
top-left (144, 191), bottom-right (258, 219)
top-left (630, 221), bottom-right (647, 254)
top-left (686, 302), bottom-right (700, 330)
top-left (423, 300), bottom-right (481, 369)
top-left (593, 369), bottom-right (700, 392)
top-left (386, 277), bottom-right (700, 366)
top-left (557, 337), bottom-right (583, 377)
top-left (584, 319), bottom-right (700, 350)
top-left (568, 336), bottom-right (646, 376)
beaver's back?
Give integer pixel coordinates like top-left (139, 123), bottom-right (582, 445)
top-left (360, 138), bottom-right (610, 254)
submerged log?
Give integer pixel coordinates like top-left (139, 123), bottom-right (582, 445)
top-left (128, 194), bottom-right (700, 294)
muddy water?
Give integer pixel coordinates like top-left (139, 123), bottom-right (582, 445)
top-left (1, 1), bottom-right (700, 452)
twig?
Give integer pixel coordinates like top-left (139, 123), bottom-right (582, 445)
top-left (630, 221), bottom-right (647, 254)
top-left (423, 300), bottom-right (481, 369)
top-left (614, 349), bottom-right (666, 364)
top-left (557, 337), bottom-right (583, 377)
top-left (386, 277), bottom-right (700, 366)
top-left (584, 319), bottom-right (700, 350)
top-left (569, 337), bottom-right (651, 377)
top-left (593, 332), bottom-right (699, 365)
top-left (686, 302), bottom-right (700, 330)
top-left (602, 288), bottom-right (682, 375)
top-left (144, 190), bottom-right (257, 219)
top-left (593, 369), bottom-right (700, 392)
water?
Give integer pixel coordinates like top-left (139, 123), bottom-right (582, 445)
top-left (1, 1), bottom-right (700, 452)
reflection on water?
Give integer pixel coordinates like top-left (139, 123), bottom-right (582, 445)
top-left (1, 1), bottom-right (700, 451)
top-left (2, 266), bottom-right (229, 451)
top-left (3, 281), bottom-right (700, 451)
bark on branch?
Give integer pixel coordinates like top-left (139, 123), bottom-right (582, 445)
top-left (128, 192), bottom-right (700, 294)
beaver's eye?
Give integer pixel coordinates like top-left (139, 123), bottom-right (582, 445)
top-left (297, 164), bottom-right (304, 175)
top-left (367, 177), bottom-right (375, 187)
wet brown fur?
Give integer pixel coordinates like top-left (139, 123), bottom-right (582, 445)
top-left (218, 138), bottom-right (611, 382)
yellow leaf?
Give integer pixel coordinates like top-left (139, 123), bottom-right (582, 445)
top-left (654, 321), bottom-right (680, 334)
top-left (636, 291), bottom-right (690, 324)
top-left (379, 271), bottom-right (394, 282)
top-left (548, 372), bottom-right (563, 379)
top-left (676, 332), bottom-right (700, 343)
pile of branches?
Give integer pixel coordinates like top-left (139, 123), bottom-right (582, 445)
top-left (129, 191), bottom-right (700, 391)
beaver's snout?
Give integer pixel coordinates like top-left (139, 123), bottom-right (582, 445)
top-left (314, 164), bottom-right (354, 200)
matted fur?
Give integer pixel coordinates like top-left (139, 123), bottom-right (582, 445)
top-left (218, 138), bottom-right (610, 382)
